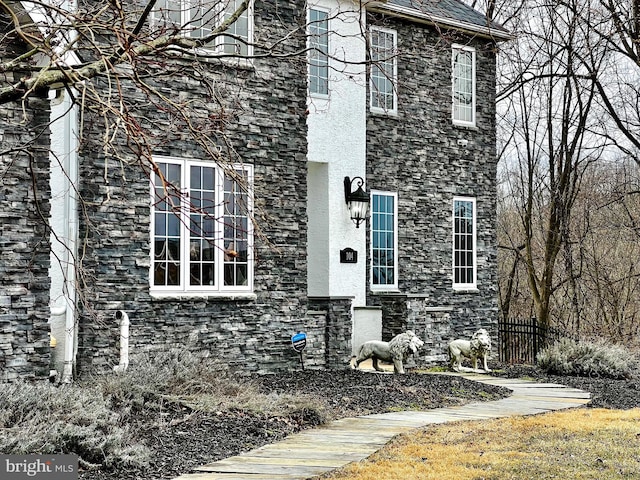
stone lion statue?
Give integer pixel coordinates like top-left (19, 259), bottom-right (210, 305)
top-left (448, 328), bottom-right (492, 373)
top-left (352, 331), bottom-right (424, 374)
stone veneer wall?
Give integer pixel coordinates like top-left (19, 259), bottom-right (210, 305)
top-left (365, 14), bottom-right (500, 364)
top-left (0, 93), bottom-right (52, 381)
top-left (74, 1), bottom-right (314, 375)
top-left (308, 297), bottom-right (353, 369)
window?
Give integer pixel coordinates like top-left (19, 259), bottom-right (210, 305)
top-left (370, 27), bottom-right (397, 114)
top-left (371, 192), bottom-right (398, 290)
top-left (452, 45), bottom-right (476, 126)
top-left (308, 8), bottom-right (329, 96)
top-left (151, 157), bottom-right (253, 295)
top-left (453, 197), bottom-right (476, 289)
top-left (153, 0), bottom-right (252, 55)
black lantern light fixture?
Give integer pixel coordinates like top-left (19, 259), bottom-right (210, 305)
top-left (344, 176), bottom-right (370, 228)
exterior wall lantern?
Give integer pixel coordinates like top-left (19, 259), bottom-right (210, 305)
top-left (344, 176), bottom-right (370, 228)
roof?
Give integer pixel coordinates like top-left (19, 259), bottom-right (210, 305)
top-left (369, 0), bottom-right (512, 41)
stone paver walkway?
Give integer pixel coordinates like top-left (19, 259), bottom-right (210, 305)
top-left (174, 372), bottom-right (591, 480)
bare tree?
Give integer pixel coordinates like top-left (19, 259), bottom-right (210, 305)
top-left (496, 0), bottom-right (608, 329)
top-left (556, 0), bottom-right (640, 163)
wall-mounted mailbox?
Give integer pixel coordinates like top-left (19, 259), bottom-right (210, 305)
top-left (340, 248), bottom-right (358, 263)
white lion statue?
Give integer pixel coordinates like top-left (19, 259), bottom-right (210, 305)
top-left (352, 331), bottom-right (424, 374)
top-left (448, 328), bottom-right (492, 373)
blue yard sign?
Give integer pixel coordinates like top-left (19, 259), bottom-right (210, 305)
top-left (291, 332), bottom-right (307, 370)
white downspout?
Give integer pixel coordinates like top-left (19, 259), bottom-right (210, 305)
top-left (114, 310), bottom-right (130, 372)
top-left (49, 86), bottom-right (79, 384)
top-left (42, 0), bottom-right (81, 384)
top-left (61, 90), bottom-right (79, 384)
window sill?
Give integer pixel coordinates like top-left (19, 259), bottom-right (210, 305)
top-left (369, 108), bottom-right (399, 118)
top-left (150, 291), bottom-right (257, 302)
top-left (370, 288), bottom-right (402, 295)
top-left (452, 121), bottom-right (478, 131)
top-left (308, 92), bottom-right (330, 100)
top-left (452, 287), bottom-right (479, 294)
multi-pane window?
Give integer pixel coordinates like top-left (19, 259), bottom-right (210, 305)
top-left (452, 45), bottom-right (476, 126)
top-left (370, 27), bottom-right (397, 114)
top-left (220, 0), bottom-right (250, 55)
top-left (151, 158), bottom-right (252, 294)
top-left (453, 197), bottom-right (476, 289)
top-left (153, 0), bottom-right (251, 55)
top-left (308, 8), bottom-right (329, 96)
top-left (371, 192), bottom-right (398, 290)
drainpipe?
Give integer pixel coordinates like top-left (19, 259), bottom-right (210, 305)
top-left (114, 310), bottom-right (130, 372)
top-left (49, 86), bottom-right (79, 384)
top-left (62, 90), bottom-right (79, 384)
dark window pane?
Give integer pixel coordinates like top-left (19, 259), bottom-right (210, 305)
top-left (224, 264), bottom-right (234, 286)
top-left (168, 163), bottom-right (181, 183)
top-left (203, 167), bottom-right (214, 189)
top-left (190, 240), bottom-right (200, 260)
top-left (190, 263), bottom-right (201, 285)
top-left (154, 264), bottom-right (166, 285)
top-left (168, 239), bottom-right (180, 260)
top-left (168, 214), bottom-right (180, 236)
top-left (191, 166), bottom-right (201, 189)
top-left (154, 240), bottom-right (167, 260)
top-left (155, 213), bottom-right (167, 236)
top-left (202, 245), bottom-right (214, 261)
top-left (202, 263), bottom-right (215, 286)
top-left (167, 262), bottom-right (180, 285)
top-left (236, 265), bottom-right (247, 286)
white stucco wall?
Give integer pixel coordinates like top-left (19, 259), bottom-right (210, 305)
top-left (307, 0), bottom-right (368, 306)
top-left (352, 307), bottom-right (382, 353)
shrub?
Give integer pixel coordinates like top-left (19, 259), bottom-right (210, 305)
top-left (0, 381), bottom-right (149, 469)
top-left (96, 349), bottom-right (327, 420)
top-left (537, 338), bottom-right (638, 379)
top-left (0, 349), bottom-right (329, 472)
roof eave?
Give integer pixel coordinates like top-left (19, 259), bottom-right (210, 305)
top-left (367, 3), bottom-right (513, 42)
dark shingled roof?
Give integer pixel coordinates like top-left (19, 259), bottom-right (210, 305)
top-left (378, 0), bottom-right (510, 39)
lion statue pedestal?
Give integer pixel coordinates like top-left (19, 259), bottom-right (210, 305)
top-left (448, 328), bottom-right (492, 373)
top-left (352, 331), bottom-right (424, 374)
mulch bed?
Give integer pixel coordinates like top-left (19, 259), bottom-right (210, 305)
top-left (79, 365), bottom-right (640, 480)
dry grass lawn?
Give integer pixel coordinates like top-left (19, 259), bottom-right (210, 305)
top-left (323, 408), bottom-right (640, 480)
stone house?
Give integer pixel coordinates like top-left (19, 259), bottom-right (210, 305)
top-left (0, 0), bottom-right (509, 381)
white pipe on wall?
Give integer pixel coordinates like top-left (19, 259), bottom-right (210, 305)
top-left (114, 310), bottom-right (130, 372)
top-left (49, 85), bottom-right (79, 384)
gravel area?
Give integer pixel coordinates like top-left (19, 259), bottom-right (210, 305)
top-left (79, 365), bottom-right (640, 480)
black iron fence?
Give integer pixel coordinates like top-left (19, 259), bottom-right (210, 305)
top-left (498, 316), bottom-right (573, 364)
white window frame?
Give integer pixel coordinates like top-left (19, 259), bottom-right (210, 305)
top-left (369, 26), bottom-right (397, 115)
top-left (308, 7), bottom-right (329, 97)
top-left (452, 44), bottom-right (476, 127)
top-left (150, 156), bottom-right (254, 296)
top-left (370, 191), bottom-right (399, 291)
top-left (452, 196), bottom-right (477, 290)
top-left (152, 0), bottom-right (253, 56)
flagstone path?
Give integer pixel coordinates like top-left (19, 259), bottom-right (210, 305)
top-left (174, 372), bottom-right (591, 480)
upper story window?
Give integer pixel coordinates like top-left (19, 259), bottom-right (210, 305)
top-left (452, 196), bottom-right (476, 290)
top-left (371, 191), bottom-right (398, 290)
top-left (308, 8), bottom-right (329, 96)
top-left (370, 26), bottom-right (397, 115)
top-left (153, 0), bottom-right (252, 55)
top-left (150, 157), bottom-right (253, 295)
top-left (452, 44), bottom-right (476, 126)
